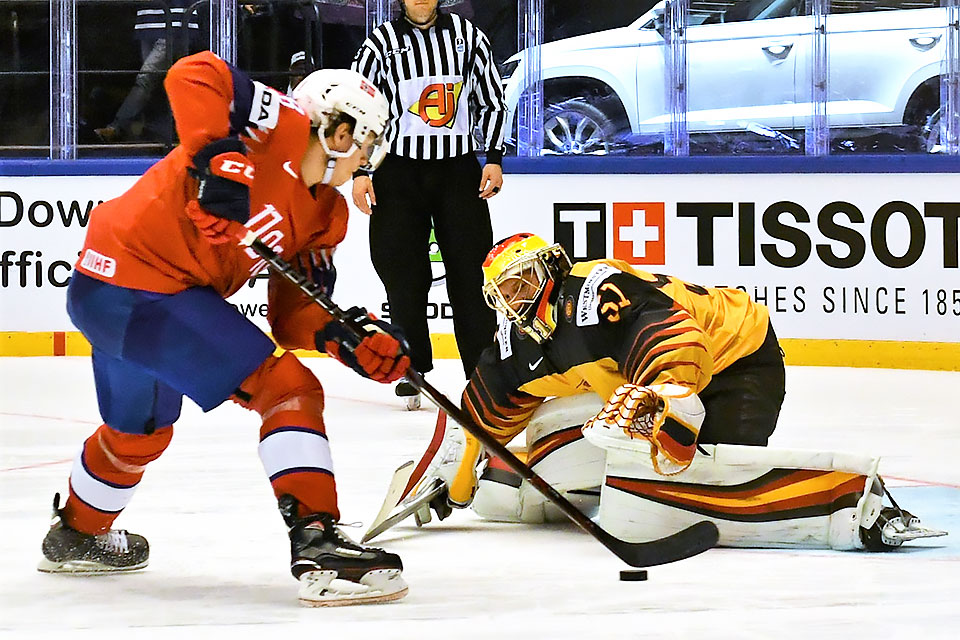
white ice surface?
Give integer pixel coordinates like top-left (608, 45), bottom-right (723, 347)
top-left (1, 358), bottom-right (958, 639)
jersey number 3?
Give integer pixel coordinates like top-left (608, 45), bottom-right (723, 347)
top-left (599, 282), bottom-right (630, 323)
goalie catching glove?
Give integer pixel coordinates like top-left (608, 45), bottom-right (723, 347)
top-left (583, 383), bottom-right (704, 475)
top-left (317, 307), bottom-right (410, 383)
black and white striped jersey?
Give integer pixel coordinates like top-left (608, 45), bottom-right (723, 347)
top-left (351, 10), bottom-right (506, 163)
top-left (135, 1), bottom-right (200, 42)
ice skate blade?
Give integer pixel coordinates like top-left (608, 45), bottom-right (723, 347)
top-left (298, 568), bottom-right (409, 607)
top-left (882, 523), bottom-right (948, 547)
top-left (404, 395), bottom-right (421, 411)
top-left (37, 557), bottom-right (148, 575)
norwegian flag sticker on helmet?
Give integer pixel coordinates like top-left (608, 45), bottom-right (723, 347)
top-left (360, 80), bottom-right (376, 98)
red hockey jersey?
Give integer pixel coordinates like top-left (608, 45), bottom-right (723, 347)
top-left (74, 52), bottom-right (343, 349)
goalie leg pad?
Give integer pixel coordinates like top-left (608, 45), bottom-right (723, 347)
top-left (593, 441), bottom-right (884, 550)
top-left (472, 394), bottom-right (605, 523)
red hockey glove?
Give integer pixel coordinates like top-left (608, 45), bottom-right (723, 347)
top-left (317, 307), bottom-right (410, 383)
top-left (187, 137), bottom-right (254, 224)
top-left (185, 200), bottom-right (246, 245)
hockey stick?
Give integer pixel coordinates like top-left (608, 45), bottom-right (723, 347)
top-left (242, 235), bottom-right (719, 568)
top-left (362, 410), bottom-right (450, 542)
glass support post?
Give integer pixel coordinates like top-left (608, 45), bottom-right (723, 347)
top-left (50, 0), bottom-right (77, 159)
top-left (517, 0), bottom-right (543, 157)
top-left (942, 0), bottom-right (960, 154)
top-left (663, 0), bottom-right (688, 156)
top-left (366, 0), bottom-right (393, 36)
top-left (210, 0), bottom-right (238, 65)
top-left (805, 0), bottom-right (829, 156)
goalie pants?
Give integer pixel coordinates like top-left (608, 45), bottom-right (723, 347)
top-left (698, 322), bottom-right (785, 446)
top-left (62, 273), bottom-right (338, 534)
top-left (369, 153), bottom-right (497, 377)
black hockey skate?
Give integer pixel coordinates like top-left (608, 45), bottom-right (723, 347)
top-left (38, 493), bottom-right (149, 574)
top-left (395, 376), bottom-right (421, 411)
top-left (278, 495), bottom-right (408, 606)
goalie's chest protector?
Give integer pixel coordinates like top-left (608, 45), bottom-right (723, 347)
top-left (502, 276), bottom-right (629, 402)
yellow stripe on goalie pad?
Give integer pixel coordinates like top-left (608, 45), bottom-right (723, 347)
top-left (608, 469), bottom-right (866, 517)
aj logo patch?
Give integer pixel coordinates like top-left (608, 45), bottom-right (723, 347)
top-left (409, 82), bottom-right (463, 128)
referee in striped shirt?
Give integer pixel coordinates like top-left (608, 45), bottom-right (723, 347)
top-left (351, 0), bottom-right (506, 400)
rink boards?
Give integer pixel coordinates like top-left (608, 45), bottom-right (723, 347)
top-left (1, 167), bottom-right (957, 369)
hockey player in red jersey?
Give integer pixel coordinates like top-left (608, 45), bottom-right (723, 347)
top-left (38, 51), bottom-right (412, 606)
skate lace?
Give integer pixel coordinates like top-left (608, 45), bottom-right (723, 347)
top-left (96, 530), bottom-right (129, 553)
top-left (330, 521), bottom-right (379, 552)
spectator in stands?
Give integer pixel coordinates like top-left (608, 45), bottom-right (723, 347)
top-left (95, 0), bottom-right (202, 143)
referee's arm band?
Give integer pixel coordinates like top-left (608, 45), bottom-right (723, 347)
top-left (483, 148), bottom-right (503, 166)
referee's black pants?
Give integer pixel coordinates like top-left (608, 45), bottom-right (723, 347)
top-left (369, 153), bottom-right (497, 377)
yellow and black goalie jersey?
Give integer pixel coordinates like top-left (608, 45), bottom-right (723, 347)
top-left (462, 259), bottom-right (770, 445)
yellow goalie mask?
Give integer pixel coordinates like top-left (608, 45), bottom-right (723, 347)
top-left (482, 233), bottom-right (572, 343)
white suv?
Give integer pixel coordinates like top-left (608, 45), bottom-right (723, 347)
top-left (500, 0), bottom-right (947, 154)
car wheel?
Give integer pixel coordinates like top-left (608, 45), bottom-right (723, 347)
top-left (542, 99), bottom-right (616, 155)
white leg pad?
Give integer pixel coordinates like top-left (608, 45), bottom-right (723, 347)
top-left (472, 394), bottom-right (606, 523)
top-left (591, 440), bottom-right (882, 550)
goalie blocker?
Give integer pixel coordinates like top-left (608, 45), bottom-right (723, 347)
top-left (470, 395), bottom-right (945, 551)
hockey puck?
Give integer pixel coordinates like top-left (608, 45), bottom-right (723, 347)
top-left (619, 569), bottom-right (648, 581)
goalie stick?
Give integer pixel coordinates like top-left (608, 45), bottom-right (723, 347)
top-left (241, 234), bottom-right (719, 568)
top-left (362, 410), bottom-right (450, 543)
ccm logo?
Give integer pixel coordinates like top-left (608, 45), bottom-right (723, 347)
top-left (218, 159), bottom-right (255, 181)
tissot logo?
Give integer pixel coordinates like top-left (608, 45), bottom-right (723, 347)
top-left (612, 202), bottom-right (665, 265)
top-left (554, 203), bottom-right (606, 261)
top-left (676, 201), bottom-right (959, 268)
top-left (554, 202), bottom-right (667, 265)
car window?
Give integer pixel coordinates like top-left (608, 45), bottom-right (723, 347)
top-left (698, 0), bottom-right (803, 25)
top-left (830, 0), bottom-right (939, 14)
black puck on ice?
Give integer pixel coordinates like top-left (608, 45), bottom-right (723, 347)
top-left (619, 569), bottom-right (648, 581)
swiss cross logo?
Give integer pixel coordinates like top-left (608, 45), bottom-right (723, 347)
top-left (612, 202), bottom-right (665, 265)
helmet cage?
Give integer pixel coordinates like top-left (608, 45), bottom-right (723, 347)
top-left (482, 243), bottom-right (571, 343)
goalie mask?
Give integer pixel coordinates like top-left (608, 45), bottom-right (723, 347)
top-left (482, 233), bottom-right (572, 343)
top-left (292, 69), bottom-right (389, 175)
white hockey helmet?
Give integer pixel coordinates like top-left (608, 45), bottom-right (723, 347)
top-left (292, 68), bottom-right (389, 172)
